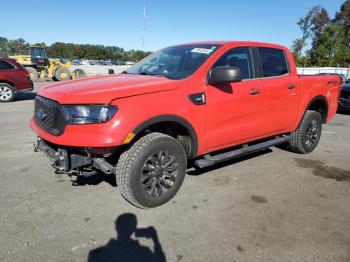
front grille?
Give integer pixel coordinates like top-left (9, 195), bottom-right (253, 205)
top-left (34, 96), bottom-right (67, 136)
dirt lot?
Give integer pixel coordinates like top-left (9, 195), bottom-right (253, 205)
top-left (1, 80), bottom-right (350, 262)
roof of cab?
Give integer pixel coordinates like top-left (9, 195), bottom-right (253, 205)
top-left (0, 58), bottom-right (18, 64)
top-left (176, 41), bottom-right (288, 50)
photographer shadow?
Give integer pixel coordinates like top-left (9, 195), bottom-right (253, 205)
top-left (87, 213), bottom-right (166, 262)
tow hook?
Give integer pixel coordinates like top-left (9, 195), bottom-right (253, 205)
top-left (33, 141), bottom-right (40, 152)
top-left (93, 158), bottom-right (115, 175)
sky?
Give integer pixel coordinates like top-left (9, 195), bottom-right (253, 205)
top-left (0, 0), bottom-right (345, 51)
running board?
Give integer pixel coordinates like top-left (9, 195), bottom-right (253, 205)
top-left (195, 135), bottom-right (291, 168)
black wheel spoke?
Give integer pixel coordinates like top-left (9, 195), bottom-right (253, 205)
top-left (160, 178), bottom-right (172, 189)
top-left (166, 163), bottom-right (178, 172)
top-left (156, 183), bottom-right (162, 196)
top-left (157, 150), bottom-right (164, 162)
top-left (163, 156), bottom-right (176, 168)
top-left (150, 180), bottom-right (157, 196)
top-left (304, 117), bottom-right (321, 148)
top-left (143, 164), bottom-right (155, 172)
top-left (142, 174), bottom-right (151, 183)
top-left (150, 155), bottom-right (158, 165)
top-left (161, 151), bottom-right (169, 165)
top-left (143, 177), bottom-right (154, 189)
top-left (141, 149), bottom-right (179, 197)
top-left (163, 172), bottom-right (176, 181)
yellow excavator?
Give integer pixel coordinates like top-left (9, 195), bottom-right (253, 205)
top-left (10, 46), bottom-right (84, 81)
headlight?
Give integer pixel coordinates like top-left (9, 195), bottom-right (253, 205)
top-left (63, 105), bottom-right (117, 124)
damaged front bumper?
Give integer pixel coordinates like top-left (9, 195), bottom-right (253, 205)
top-left (34, 137), bottom-right (116, 177)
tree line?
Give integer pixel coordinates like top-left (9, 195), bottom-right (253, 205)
top-left (0, 37), bottom-right (151, 62)
top-left (291, 0), bottom-right (350, 67)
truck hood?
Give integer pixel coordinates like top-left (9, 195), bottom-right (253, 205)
top-left (38, 74), bottom-right (181, 104)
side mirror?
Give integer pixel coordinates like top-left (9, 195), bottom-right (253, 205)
top-left (208, 66), bottom-right (242, 85)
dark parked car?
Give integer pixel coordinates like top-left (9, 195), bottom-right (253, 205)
top-left (0, 58), bottom-right (33, 102)
top-left (339, 79), bottom-right (350, 112)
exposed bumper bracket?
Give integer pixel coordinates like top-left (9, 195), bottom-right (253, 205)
top-left (34, 137), bottom-right (115, 176)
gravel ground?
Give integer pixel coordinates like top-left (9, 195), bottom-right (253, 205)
top-left (0, 80), bottom-right (349, 262)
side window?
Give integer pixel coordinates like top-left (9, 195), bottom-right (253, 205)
top-left (213, 47), bottom-right (253, 79)
top-left (0, 61), bottom-right (15, 70)
top-left (258, 47), bottom-right (289, 77)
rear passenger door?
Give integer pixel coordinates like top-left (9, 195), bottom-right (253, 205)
top-left (257, 47), bottom-right (300, 134)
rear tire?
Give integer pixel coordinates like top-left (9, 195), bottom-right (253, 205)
top-left (26, 67), bottom-right (38, 81)
top-left (289, 110), bottom-right (322, 154)
top-left (54, 67), bottom-right (71, 81)
top-left (116, 132), bottom-right (187, 208)
top-left (72, 69), bottom-right (86, 79)
top-left (0, 83), bottom-right (16, 102)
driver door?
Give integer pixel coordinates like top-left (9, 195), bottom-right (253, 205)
top-left (205, 47), bottom-right (264, 151)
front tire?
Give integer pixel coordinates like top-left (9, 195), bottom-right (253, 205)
top-left (0, 83), bottom-right (16, 102)
top-left (289, 110), bottom-right (322, 154)
top-left (116, 132), bottom-right (187, 208)
top-left (54, 67), bottom-right (71, 81)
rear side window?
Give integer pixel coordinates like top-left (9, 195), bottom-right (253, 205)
top-left (213, 47), bottom-right (253, 79)
top-left (258, 47), bottom-right (289, 77)
top-left (0, 61), bottom-right (15, 70)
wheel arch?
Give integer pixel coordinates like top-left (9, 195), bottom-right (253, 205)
top-left (131, 115), bottom-right (199, 158)
top-left (0, 80), bottom-right (16, 90)
top-left (305, 95), bottom-right (329, 123)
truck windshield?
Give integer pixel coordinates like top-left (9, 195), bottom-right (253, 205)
top-left (29, 48), bottom-right (47, 58)
top-left (125, 44), bottom-right (220, 80)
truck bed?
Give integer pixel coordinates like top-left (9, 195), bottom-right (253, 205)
top-left (299, 74), bottom-right (341, 123)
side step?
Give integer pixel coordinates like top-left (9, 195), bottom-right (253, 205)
top-left (195, 135), bottom-right (291, 168)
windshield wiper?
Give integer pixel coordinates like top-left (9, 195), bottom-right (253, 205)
top-left (122, 70), bottom-right (167, 78)
top-left (138, 71), bottom-right (166, 78)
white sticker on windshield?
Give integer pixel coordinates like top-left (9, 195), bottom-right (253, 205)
top-left (191, 48), bottom-right (214, 54)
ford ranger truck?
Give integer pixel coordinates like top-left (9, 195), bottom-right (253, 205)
top-left (31, 41), bottom-right (341, 208)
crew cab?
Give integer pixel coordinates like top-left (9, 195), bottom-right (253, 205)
top-left (30, 41), bottom-right (341, 208)
top-left (0, 58), bottom-right (33, 102)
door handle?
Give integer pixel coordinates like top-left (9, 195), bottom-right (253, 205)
top-left (249, 89), bottom-right (260, 95)
top-left (288, 85), bottom-right (296, 89)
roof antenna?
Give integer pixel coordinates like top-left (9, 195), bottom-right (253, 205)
top-left (142, 0), bottom-right (147, 50)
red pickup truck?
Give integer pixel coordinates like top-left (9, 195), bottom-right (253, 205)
top-left (31, 41), bottom-right (341, 208)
